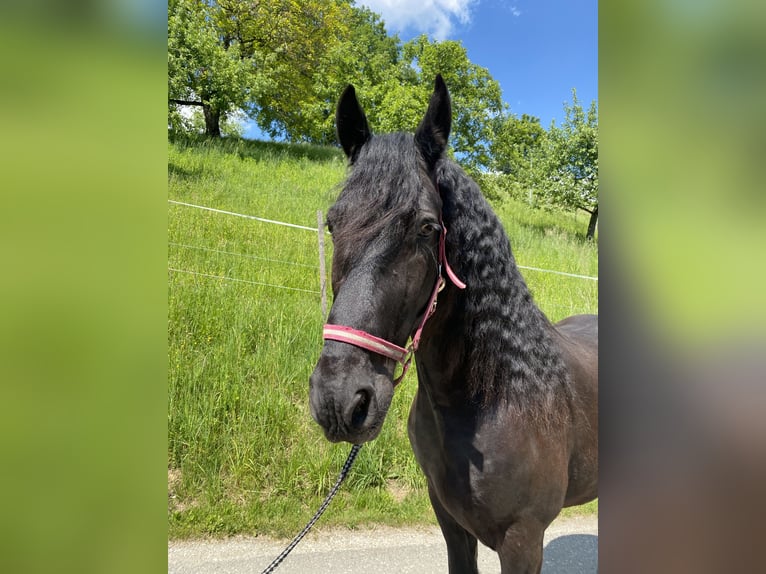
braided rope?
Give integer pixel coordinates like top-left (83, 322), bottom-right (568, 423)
top-left (259, 444), bottom-right (363, 573)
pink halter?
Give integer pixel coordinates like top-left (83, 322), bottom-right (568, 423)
top-left (323, 218), bottom-right (466, 386)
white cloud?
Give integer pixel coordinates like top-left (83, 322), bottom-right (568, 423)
top-left (356, 0), bottom-right (479, 40)
top-left (510, 5), bottom-right (522, 17)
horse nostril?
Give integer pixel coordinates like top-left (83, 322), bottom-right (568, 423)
top-left (350, 389), bottom-right (372, 429)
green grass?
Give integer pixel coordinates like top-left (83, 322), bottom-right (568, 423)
top-left (168, 135), bottom-right (598, 538)
top-left (493, 199), bottom-right (598, 322)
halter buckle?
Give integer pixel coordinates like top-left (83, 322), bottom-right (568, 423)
top-left (394, 348), bottom-right (414, 387)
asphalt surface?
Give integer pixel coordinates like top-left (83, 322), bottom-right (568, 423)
top-left (168, 514), bottom-right (597, 573)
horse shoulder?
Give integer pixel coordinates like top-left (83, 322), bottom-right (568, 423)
top-left (552, 313), bottom-right (599, 505)
top-left (554, 313), bottom-right (598, 389)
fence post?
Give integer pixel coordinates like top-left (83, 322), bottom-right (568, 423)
top-left (317, 210), bottom-right (327, 319)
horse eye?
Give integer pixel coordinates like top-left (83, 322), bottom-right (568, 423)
top-left (419, 222), bottom-right (440, 237)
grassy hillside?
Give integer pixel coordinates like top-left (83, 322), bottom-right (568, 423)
top-left (168, 135), bottom-right (598, 538)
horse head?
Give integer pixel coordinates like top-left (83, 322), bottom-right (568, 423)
top-left (309, 76), bottom-right (455, 444)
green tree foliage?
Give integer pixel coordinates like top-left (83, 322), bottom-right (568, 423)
top-left (376, 36), bottom-right (506, 171)
top-left (225, 0), bottom-right (354, 139)
top-left (168, 0), bottom-right (353, 138)
top-left (278, 21), bottom-right (505, 168)
top-left (541, 91), bottom-right (599, 239)
top-left (298, 6), bottom-right (401, 144)
top-left (491, 113), bottom-right (546, 176)
top-left (488, 91), bottom-right (598, 240)
top-left (167, 0), bottom-right (505, 169)
top-left (168, 0), bottom-right (251, 137)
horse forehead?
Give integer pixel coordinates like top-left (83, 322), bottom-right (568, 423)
top-left (334, 169), bottom-right (432, 216)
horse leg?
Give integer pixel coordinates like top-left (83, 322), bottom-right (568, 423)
top-left (429, 489), bottom-right (479, 574)
top-left (497, 519), bottom-right (545, 574)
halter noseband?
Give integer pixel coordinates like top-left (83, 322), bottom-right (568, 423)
top-left (322, 217), bottom-right (466, 386)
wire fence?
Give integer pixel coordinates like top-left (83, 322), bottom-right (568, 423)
top-left (168, 200), bottom-right (598, 312)
top-left (168, 200), bottom-right (319, 232)
top-left (168, 267), bottom-right (321, 295)
top-left (169, 242), bottom-right (319, 270)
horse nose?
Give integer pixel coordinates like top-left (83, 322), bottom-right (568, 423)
top-left (309, 366), bottom-right (377, 443)
top-left (346, 387), bottom-right (374, 431)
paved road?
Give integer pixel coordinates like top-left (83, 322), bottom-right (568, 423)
top-left (169, 515), bottom-right (597, 573)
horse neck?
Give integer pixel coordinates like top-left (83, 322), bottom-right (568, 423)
top-left (418, 165), bottom-right (570, 412)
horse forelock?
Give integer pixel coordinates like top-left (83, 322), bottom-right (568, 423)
top-left (329, 133), bottom-right (437, 270)
top-left (435, 160), bottom-right (573, 419)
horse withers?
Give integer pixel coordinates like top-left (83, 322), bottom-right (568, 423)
top-left (309, 75), bottom-right (598, 574)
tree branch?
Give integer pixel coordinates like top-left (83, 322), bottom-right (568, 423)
top-left (170, 99), bottom-right (204, 107)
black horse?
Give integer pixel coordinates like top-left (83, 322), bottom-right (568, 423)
top-left (309, 76), bottom-right (598, 574)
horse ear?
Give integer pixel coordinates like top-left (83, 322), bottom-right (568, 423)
top-left (336, 84), bottom-right (371, 161)
top-left (415, 74), bottom-right (452, 169)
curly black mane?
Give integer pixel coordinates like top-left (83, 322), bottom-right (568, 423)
top-left (435, 159), bottom-right (573, 413)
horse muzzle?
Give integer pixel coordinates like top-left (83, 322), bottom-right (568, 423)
top-left (308, 353), bottom-right (393, 444)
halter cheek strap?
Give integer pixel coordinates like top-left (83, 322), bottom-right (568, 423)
top-left (440, 220), bottom-right (466, 291)
top-left (322, 220), bottom-right (465, 386)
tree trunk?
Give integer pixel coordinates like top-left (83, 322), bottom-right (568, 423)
top-left (586, 205), bottom-right (598, 241)
top-left (203, 104), bottom-right (222, 138)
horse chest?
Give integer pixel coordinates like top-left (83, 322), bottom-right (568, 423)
top-left (408, 397), bottom-right (518, 542)
top-left (409, 392), bottom-right (572, 547)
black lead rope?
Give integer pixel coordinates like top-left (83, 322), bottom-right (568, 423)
top-left (259, 444), bottom-right (363, 574)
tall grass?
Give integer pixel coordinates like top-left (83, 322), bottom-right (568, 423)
top-left (494, 200), bottom-right (598, 322)
top-left (168, 135), bottom-right (597, 538)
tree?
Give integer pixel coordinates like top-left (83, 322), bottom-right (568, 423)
top-left (168, 0), bottom-right (353, 138)
top-left (486, 91), bottom-right (598, 239)
top-left (285, 20), bottom-right (505, 159)
top-left (167, 1), bottom-right (506, 159)
top-left (488, 113), bottom-right (547, 201)
top-left (294, 6), bottom-right (401, 144)
top-left (492, 114), bottom-right (545, 175)
top-left (544, 91), bottom-right (598, 240)
top-left (168, 0), bottom-right (251, 137)
top-left (227, 0), bottom-right (354, 139)
top-left (391, 36), bottom-right (506, 172)
top-left (277, 31), bottom-right (505, 168)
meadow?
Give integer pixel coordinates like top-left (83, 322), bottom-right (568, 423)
top-left (167, 135), bottom-right (598, 538)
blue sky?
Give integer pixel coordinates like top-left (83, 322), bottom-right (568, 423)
top-left (244, 0), bottom-right (596, 138)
